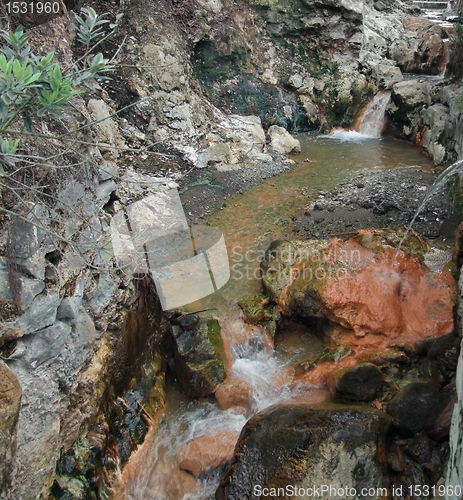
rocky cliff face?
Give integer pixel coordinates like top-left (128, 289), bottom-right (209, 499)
top-left (0, 113), bottom-right (172, 498)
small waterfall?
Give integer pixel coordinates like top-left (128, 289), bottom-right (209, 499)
top-left (439, 39), bottom-right (450, 77)
top-left (355, 91), bottom-right (392, 137)
top-left (323, 91), bottom-right (391, 142)
top-left (116, 308), bottom-right (326, 500)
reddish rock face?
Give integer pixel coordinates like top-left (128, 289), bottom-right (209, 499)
top-left (322, 246), bottom-right (454, 340)
top-left (262, 230), bottom-right (455, 347)
top-left (176, 429), bottom-right (240, 477)
top-left (215, 378), bottom-right (254, 414)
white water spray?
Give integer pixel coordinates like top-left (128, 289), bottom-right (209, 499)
top-left (395, 158), bottom-right (463, 258)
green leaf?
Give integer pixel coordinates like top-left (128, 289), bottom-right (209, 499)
top-left (23, 115), bottom-right (34, 132)
top-left (0, 98), bottom-right (6, 118)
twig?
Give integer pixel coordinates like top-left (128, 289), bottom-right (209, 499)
top-left (109, 34), bottom-right (127, 63)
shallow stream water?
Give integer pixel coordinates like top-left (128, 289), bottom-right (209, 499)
top-left (115, 132), bottom-right (436, 500)
top-left (186, 132), bottom-right (435, 315)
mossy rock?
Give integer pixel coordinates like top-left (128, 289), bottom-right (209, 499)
top-left (217, 403), bottom-right (391, 499)
top-left (238, 294), bottom-right (266, 324)
top-left (174, 317), bottom-right (226, 398)
top-left (354, 227), bottom-right (430, 261)
top-left (207, 318), bottom-right (227, 369)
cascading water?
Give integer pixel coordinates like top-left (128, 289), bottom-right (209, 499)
top-left (115, 305), bottom-right (326, 500)
top-left (395, 157), bottom-right (463, 258)
top-left (324, 91), bottom-right (391, 142)
top-left (356, 90), bottom-right (391, 137)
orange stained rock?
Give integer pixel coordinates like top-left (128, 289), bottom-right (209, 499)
top-left (218, 308), bottom-right (273, 375)
top-left (215, 377), bottom-right (253, 414)
top-left (176, 429), bottom-right (240, 477)
top-left (276, 236), bottom-right (456, 389)
top-left (114, 430), bottom-right (197, 500)
top-left (283, 242), bottom-right (455, 341)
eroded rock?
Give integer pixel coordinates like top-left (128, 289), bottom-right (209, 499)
top-left (177, 429), bottom-right (240, 476)
top-left (391, 81), bottom-right (431, 110)
top-left (262, 231), bottom-right (455, 343)
top-left (217, 403), bottom-right (391, 499)
top-left (0, 363), bottom-right (21, 497)
top-left (215, 377), bottom-right (253, 414)
top-left (371, 63), bottom-right (404, 89)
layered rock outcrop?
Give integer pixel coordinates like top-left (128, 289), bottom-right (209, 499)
top-left (387, 82), bottom-right (463, 165)
top-left (1, 154), bottom-right (172, 499)
top-left (176, 429), bottom-right (240, 476)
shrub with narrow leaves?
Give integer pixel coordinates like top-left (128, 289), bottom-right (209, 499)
top-left (0, 6), bottom-right (122, 172)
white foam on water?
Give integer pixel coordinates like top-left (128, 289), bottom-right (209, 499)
top-left (320, 129), bottom-right (380, 143)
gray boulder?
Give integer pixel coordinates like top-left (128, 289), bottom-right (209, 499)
top-left (217, 403), bottom-right (391, 499)
top-left (268, 125), bottom-right (301, 155)
top-left (22, 322), bottom-right (72, 369)
top-left (371, 64), bottom-right (404, 89)
top-left (391, 81), bottom-right (431, 110)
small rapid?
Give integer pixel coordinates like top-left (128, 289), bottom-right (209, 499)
top-left (322, 129), bottom-right (381, 142)
top-left (116, 305), bottom-right (325, 500)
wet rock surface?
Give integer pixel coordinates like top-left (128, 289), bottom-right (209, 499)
top-left (386, 381), bottom-right (446, 435)
top-left (176, 429), bottom-right (240, 477)
top-left (217, 403), bottom-right (391, 500)
top-left (332, 363), bottom-right (384, 402)
top-left (262, 230), bottom-right (455, 342)
top-left (172, 315), bottom-right (227, 398)
top-left (215, 377), bottom-right (254, 414)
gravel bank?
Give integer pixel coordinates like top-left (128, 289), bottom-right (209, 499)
top-left (292, 168), bottom-right (455, 240)
top-left (178, 156), bottom-right (293, 224)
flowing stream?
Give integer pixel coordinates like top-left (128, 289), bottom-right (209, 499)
top-left (115, 109), bottom-right (438, 499)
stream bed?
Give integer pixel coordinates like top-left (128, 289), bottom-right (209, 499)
top-left (115, 133), bottom-right (437, 500)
